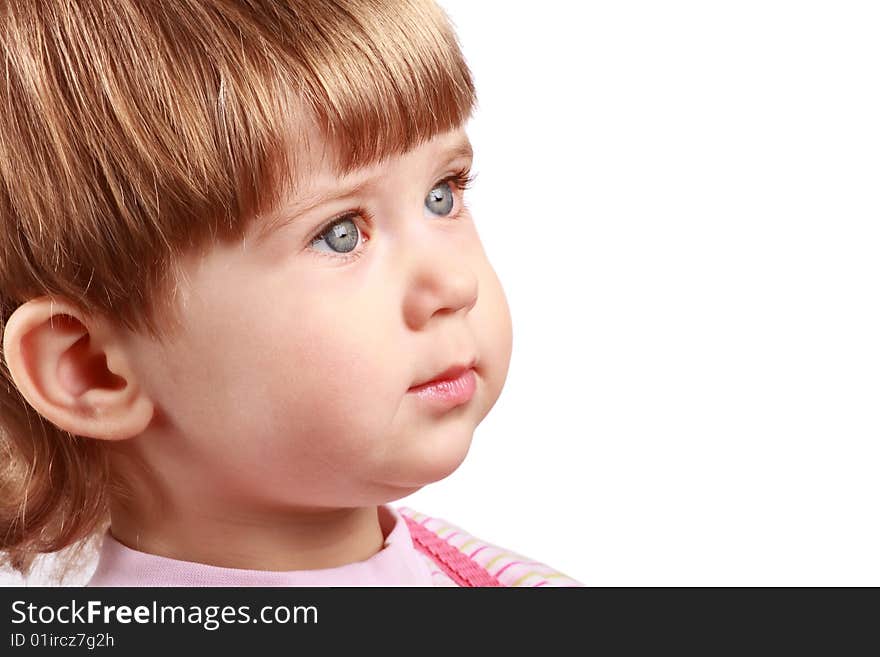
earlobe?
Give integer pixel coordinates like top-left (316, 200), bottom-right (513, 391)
top-left (2, 296), bottom-right (154, 441)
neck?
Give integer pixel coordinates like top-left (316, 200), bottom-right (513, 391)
top-left (107, 499), bottom-right (386, 571)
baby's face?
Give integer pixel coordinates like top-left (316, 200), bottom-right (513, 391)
top-left (119, 126), bottom-right (513, 509)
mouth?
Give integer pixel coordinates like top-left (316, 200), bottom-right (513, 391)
top-left (409, 358), bottom-right (477, 390)
top-left (407, 359), bottom-right (478, 409)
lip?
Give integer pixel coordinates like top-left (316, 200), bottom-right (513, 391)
top-left (409, 360), bottom-right (476, 390)
top-left (407, 358), bottom-right (478, 409)
top-left (407, 367), bottom-right (477, 408)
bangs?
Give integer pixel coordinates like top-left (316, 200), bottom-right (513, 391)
top-left (214, 0), bottom-right (480, 226)
top-left (288, 0), bottom-right (477, 178)
top-left (260, 0), bottom-right (479, 225)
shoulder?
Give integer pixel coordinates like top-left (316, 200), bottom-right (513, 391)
top-left (396, 506), bottom-right (582, 587)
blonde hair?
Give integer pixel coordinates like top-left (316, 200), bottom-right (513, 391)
top-left (0, 0), bottom-right (476, 578)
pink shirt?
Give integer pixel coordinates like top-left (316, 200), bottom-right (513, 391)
top-left (87, 505), bottom-right (433, 587)
top-left (86, 505), bottom-right (582, 587)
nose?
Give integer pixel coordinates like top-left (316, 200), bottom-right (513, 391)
top-left (402, 239), bottom-right (479, 330)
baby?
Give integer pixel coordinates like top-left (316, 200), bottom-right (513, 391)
top-left (0, 0), bottom-right (580, 587)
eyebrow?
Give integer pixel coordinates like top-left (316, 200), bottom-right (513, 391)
top-left (258, 136), bottom-right (474, 241)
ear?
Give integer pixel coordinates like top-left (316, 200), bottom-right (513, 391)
top-left (2, 296), bottom-right (154, 440)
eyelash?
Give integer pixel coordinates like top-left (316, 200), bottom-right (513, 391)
top-left (307, 165), bottom-right (477, 263)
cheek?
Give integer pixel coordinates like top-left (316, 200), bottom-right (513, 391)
top-left (244, 300), bottom-right (404, 446)
top-left (473, 264), bottom-right (514, 411)
top-left (254, 292), bottom-right (393, 392)
top-left (461, 228), bottom-right (513, 395)
top-left (181, 307), bottom-right (404, 497)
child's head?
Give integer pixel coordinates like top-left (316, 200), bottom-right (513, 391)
top-left (0, 0), bottom-right (512, 577)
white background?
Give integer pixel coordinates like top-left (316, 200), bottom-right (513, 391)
top-left (5, 1), bottom-right (879, 586)
top-left (400, 0), bottom-right (880, 585)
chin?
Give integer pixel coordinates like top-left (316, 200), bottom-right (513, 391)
top-left (425, 443), bottom-right (473, 484)
top-left (422, 448), bottom-right (470, 484)
top-left (388, 430), bottom-right (473, 489)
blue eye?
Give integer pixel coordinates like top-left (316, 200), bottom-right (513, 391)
top-left (310, 216), bottom-right (360, 255)
top-left (425, 181), bottom-right (454, 215)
